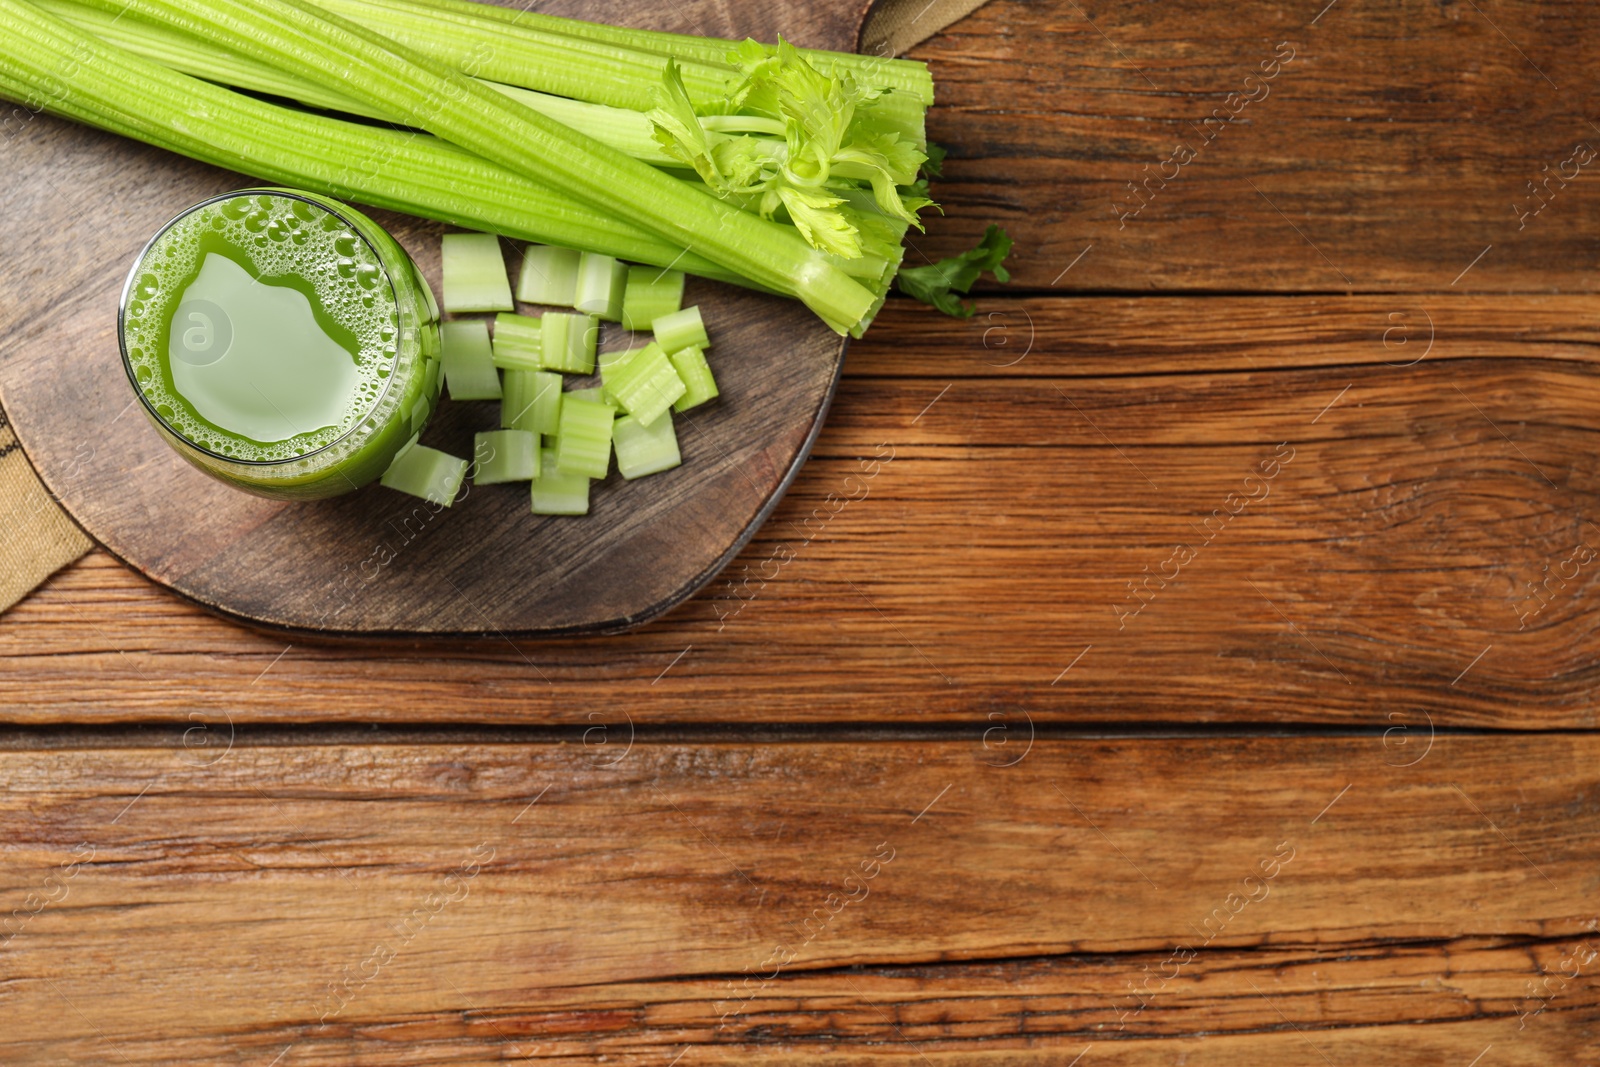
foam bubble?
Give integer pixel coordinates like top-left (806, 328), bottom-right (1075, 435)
top-left (124, 193), bottom-right (400, 463)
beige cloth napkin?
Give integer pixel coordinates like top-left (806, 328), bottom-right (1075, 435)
top-left (0, 409), bottom-right (92, 612)
top-left (0, 0), bottom-right (990, 614)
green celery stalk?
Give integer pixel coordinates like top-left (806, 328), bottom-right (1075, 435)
top-left (0, 2), bottom-right (755, 288)
top-left (331, 0), bottom-right (935, 104)
top-left (43, 0), bottom-right (882, 332)
top-left (41, 0), bottom-right (708, 163)
top-left (310, 0), bottom-right (747, 112)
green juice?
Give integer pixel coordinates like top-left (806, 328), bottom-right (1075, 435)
top-left (119, 189), bottom-right (441, 499)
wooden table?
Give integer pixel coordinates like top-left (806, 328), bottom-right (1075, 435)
top-left (4, 0), bottom-right (1599, 1061)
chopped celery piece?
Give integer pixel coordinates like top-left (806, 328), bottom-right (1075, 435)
top-left (441, 233), bottom-right (512, 313)
top-left (531, 448), bottom-right (590, 515)
top-left (612, 412), bottom-right (682, 479)
top-left (621, 266), bottom-right (685, 331)
top-left (555, 396), bottom-right (615, 478)
top-left (380, 442), bottom-right (468, 506)
top-left (566, 386), bottom-right (619, 412)
top-left (421, 352), bottom-right (441, 403)
top-left (668, 345), bottom-right (719, 412)
top-left (503, 369), bottom-right (563, 435)
top-left (409, 393), bottom-right (432, 437)
top-left (474, 429), bottom-right (539, 484)
top-left (574, 252), bottom-right (628, 322)
top-left (653, 305), bottom-right (709, 354)
top-left (440, 319), bottom-right (503, 401)
top-left (492, 312), bottom-right (543, 371)
top-left (541, 311), bottom-right (599, 373)
top-left (607, 342), bottom-right (686, 428)
top-left (517, 244), bottom-right (581, 306)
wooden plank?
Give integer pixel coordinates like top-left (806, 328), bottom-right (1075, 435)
top-left (4, 294), bottom-right (1598, 727)
top-left (914, 0), bottom-right (1600, 291)
top-left (1, 735), bottom-right (1594, 1062)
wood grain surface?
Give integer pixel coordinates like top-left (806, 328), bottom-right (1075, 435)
top-left (0, 0), bottom-right (867, 636)
top-left (1, 735), bottom-right (1595, 1063)
top-left (3, 0), bottom-right (1599, 1060)
top-left (920, 0), bottom-right (1600, 292)
top-left (4, 293), bottom-right (1598, 726)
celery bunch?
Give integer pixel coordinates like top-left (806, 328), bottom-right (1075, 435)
top-left (0, 0), bottom-right (1008, 336)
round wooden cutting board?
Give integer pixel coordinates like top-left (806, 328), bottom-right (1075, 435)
top-left (0, 0), bottom-right (875, 637)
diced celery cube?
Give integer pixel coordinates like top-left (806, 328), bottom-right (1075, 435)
top-left (621, 266), bottom-right (685, 331)
top-left (566, 386), bottom-right (619, 412)
top-left (381, 442), bottom-right (468, 506)
top-left (408, 393), bottom-right (432, 437)
top-left (574, 252), bottom-right (628, 321)
top-left (555, 396), bottom-right (614, 479)
top-left (503, 369), bottom-right (562, 436)
top-left (668, 345), bottom-right (719, 412)
top-left (474, 430), bottom-right (538, 484)
top-left (441, 233), bottom-right (512, 313)
top-left (421, 351), bottom-right (441, 402)
top-left (491, 312), bottom-right (543, 371)
top-left (439, 319), bottom-right (503, 401)
top-left (652, 305), bottom-right (709, 353)
top-left (531, 448), bottom-right (590, 515)
top-left (541, 311), bottom-right (599, 374)
top-left (516, 244), bottom-right (580, 306)
top-left (613, 412), bottom-right (682, 479)
top-left (606, 341), bottom-right (685, 427)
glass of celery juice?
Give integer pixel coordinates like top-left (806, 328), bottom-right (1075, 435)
top-left (119, 189), bottom-right (441, 500)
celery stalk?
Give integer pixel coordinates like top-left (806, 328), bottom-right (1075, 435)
top-left (491, 312), bottom-right (544, 371)
top-left (516, 244), bottom-right (581, 306)
top-left (530, 448), bottom-right (590, 515)
top-left (612, 412), bottom-right (681, 479)
top-left (326, 0), bottom-right (935, 104)
top-left (381, 442), bottom-right (468, 504)
top-left (606, 342), bottom-right (685, 428)
top-left (668, 346), bottom-right (719, 412)
top-left (620, 266), bottom-right (685, 332)
top-left (37, 1), bottom-right (771, 165)
top-left (442, 233), bottom-right (513, 312)
top-left (54, 0), bottom-right (880, 332)
top-left (555, 397), bottom-right (614, 479)
top-left (474, 430), bottom-right (538, 484)
top-left (653, 306), bottom-right (710, 354)
top-left (0, 7), bottom-right (752, 291)
top-left (439, 319), bottom-right (504, 400)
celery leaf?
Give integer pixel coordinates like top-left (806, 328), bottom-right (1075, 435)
top-left (896, 225), bottom-right (1013, 317)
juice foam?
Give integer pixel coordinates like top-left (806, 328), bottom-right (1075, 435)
top-left (122, 193), bottom-right (400, 462)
